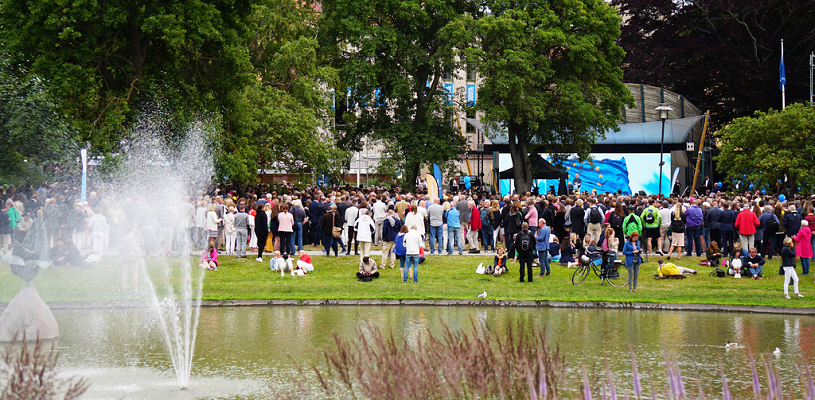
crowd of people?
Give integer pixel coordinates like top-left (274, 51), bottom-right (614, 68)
top-left (1, 180), bottom-right (813, 298)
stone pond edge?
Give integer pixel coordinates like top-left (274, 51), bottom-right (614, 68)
top-left (4, 299), bottom-right (813, 316)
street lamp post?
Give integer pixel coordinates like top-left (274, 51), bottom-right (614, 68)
top-left (655, 103), bottom-right (674, 197)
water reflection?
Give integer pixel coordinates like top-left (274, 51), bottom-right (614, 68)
top-left (51, 306), bottom-right (815, 399)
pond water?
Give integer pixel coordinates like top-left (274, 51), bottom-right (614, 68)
top-left (49, 305), bottom-right (815, 399)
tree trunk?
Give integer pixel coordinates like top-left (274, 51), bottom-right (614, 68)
top-left (405, 160), bottom-right (420, 192)
top-left (508, 122), bottom-right (532, 194)
top-left (128, 19), bottom-right (150, 82)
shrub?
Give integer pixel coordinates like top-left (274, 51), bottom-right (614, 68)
top-left (0, 336), bottom-right (89, 400)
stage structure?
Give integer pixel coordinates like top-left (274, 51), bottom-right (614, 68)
top-left (460, 83), bottom-right (710, 196)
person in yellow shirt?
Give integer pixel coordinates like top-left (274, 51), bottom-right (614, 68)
top-left (656, 258), bottom-right (698, 278)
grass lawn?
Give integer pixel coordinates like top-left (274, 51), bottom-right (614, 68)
top-left (2, 244), bottom-right (813, 308)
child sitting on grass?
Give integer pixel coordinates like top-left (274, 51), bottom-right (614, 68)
top-left (200, 244), bottom-right (218, 271)
top-left (586, 240), bottom-right (602, 266)
top-left (560, 237), bottom-right (577, 267)
top-left (270, 251), bottom-right (293, 276)
top-left (485, 248), bottom-right (509, 276)
top-left (549, 237), bottom-right (561, 264)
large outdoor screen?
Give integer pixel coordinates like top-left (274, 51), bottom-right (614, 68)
top-left (498, 153), bottom-right (673, 196)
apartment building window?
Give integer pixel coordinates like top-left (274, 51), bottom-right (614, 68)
top-left (444, 67), bottom-right (453, 81)
top-left (466, 65), bottom-right (476, 82)
top-left (444, 111), bottom-right (455, 127)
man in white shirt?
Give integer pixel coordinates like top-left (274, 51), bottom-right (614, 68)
top-left (427, 198), bottom-right (444, 254)
top-left (372, 196), bottom-right (387, 246)
top-left (354, 209), bottom-right (376, 262)
top-left (344, 199), bottom-right (359, 255)
top-left (658, 200), bottom-right (674, 254)
top-left (403, 226), bottom-right (424, 283)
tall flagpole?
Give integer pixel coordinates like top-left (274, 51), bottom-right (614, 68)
top-left (780, 39), bottom-right (786, 109)
top-left (80, 148), bottom-right (87, 202)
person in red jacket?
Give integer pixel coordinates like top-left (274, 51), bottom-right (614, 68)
top-left (794, 220), bottom-right (813, 275)
top-left (467, 200), bottom-right (482, 253)
top-left (734, 205), bottom-right (760, 252)
top-left (804, 206), bottom-right (815, 268)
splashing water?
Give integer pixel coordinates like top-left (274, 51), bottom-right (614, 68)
top-left (114, 113), bottom-right (215, 389)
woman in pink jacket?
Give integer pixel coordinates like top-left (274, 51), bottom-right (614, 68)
top-left (201, 243), bottom-right (219, 271)
top-left (794, 220), bottom-right (813, 275)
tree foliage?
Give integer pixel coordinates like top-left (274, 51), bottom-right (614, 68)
top-left (0, 0), bottom-right (255, 149)
top-left (219, 0), bottom-right (346, 185)
top-left (469, 0), bottom-right (632, 193)
top-left (715, 104), bottom-right (815, 194)
top-left (0, 67), bottom-right (77, 184)
top-left (1, 0), bottom-right (343, 186)
top-left (319, 0), bottom-right (471, 188)
top-left (613, 0), bottom-right (815, 127)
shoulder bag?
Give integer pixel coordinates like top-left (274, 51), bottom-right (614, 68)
top-left (332, 213), bottom-right (342, 238)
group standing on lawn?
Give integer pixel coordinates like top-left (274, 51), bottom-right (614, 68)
top-left (1, 181), bottom-right (813, 299)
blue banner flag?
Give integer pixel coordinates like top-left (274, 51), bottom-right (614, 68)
top-left (466, 84), bottom-right (475, 105)
top-left (433, 164), bottom-right (443, 199)
top-left (561, 158), bottom-right (632, 195)
top-left (780, 44), bottom-right (786, 90)
top-left (444, 83), bottom-right (453, 105)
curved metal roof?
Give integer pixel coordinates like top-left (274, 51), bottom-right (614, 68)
top-left (463, 115), bottom-right (706, 146)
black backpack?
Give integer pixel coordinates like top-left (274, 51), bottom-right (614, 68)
top-left (765, 216), bottom-right (780, 234)
top-left (514, 212), bottom-right (523, 229)
top-left (589, 207), bottom-right (602, 224)
top-left (610, 213), bottom-right (623, 230)
top-left (709, 268), bottom-right (726, 278)
top-left (670, 218), bottom-right (685, 233)
top-left (644, 209), bottom-right (656, 224)
top-left (624, 215), bottom-right (638, 232)
top-left (519, 231), bottom-right (531, 252)
top-left (480, 208), bottom-right (490, 227)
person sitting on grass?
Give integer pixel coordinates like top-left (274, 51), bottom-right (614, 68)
top-left (560, 237), bottom-right (577, 267)
top-left (585, 240), bottom-right (602, 267)
top-left (743, 247), bottom-right (765, 279)
top-left (705, 241), bottom-right (722, 267)
top-left (293, 250), bottom-right (314, 276)
top-left (49, 238), bottom-right (87, 268)
top-left (486, 247), bottom-right (509, 276)
top-left (729, 243), bottom-right (749, 277)
top-left (201, 243), bottom-right (218, 271)
top-left (656, 258), bottom-right (697, 278)
top-left (357, 256), bottom-right (379, 281)
top-left (270, 251), bottom-right (292, 276)
top-left (600, 225), bottom-right (619, 276)
top-left (549, 237), bottom-right (561, 264)
top-left (571, 232), bottom-right (585, 254)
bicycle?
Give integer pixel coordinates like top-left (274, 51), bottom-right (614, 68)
top-left (571, 251), bottom-right (629, 287)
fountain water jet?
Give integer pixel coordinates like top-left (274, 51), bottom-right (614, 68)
top-left (113, 114), bottom-right (215, 389)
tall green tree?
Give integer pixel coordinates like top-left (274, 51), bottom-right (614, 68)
top-left (320, 0), bottom-right (471, 188)
top-left (219, 0), bottom-right (346, 185)
top-left (0, 66), bottom-right (76, 183)
top-left (468, 0), bottom-right (633, 193)
top-left (715, 103), bottom-right (815, 194)
top-left (1, 0), bottom-right (344, 187)
top-left (0, 0), bottom-right (256, 150)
